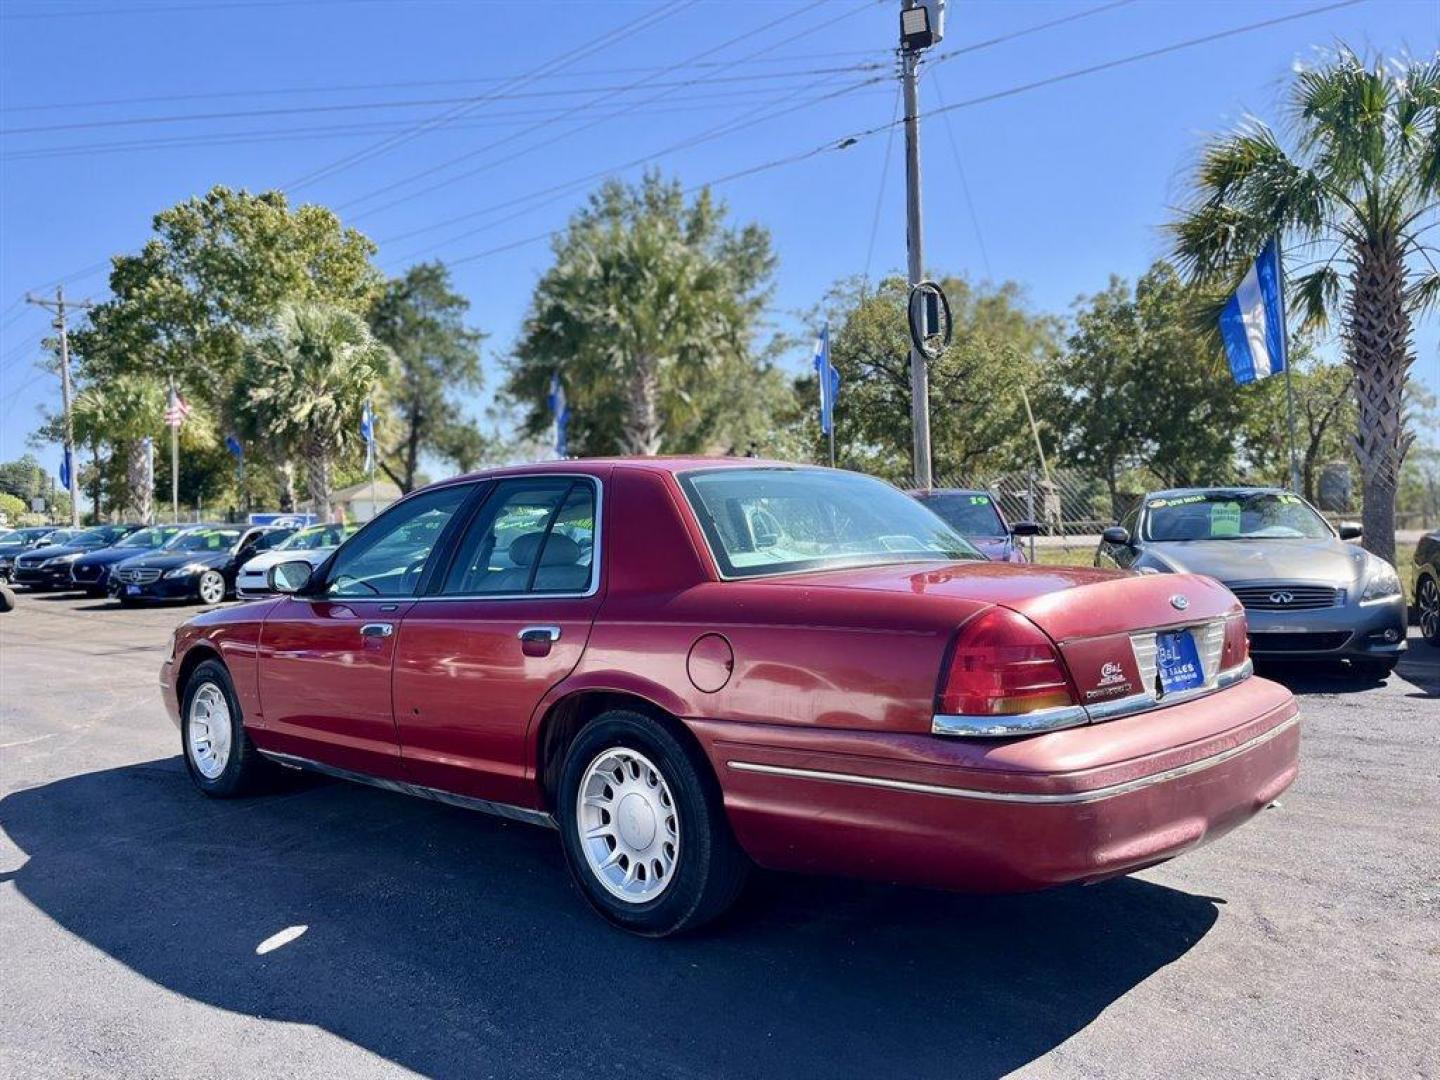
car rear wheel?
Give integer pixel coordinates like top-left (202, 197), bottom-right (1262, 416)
top-left (557, 710), bottom-right (749, 937)
top-left (197, 570), bottom-right (226, 605)
top-left (181, 659), bottom-right (266, 797)
top-left (1419, 575), bottom-right (1440, 646)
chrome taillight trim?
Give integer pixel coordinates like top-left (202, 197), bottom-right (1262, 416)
top-left (931, 704), bottom-right (1091, 738)
top-left (932, 658), bottom-right (1254, 738)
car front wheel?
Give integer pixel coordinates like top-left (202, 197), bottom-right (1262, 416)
top-left (197, 570), bottom-right (226, 605)
top-left (181, 659), bottom-right (266, 797)
top-left (557, 710), bottom-right (749, 937)
top-left (1419, 575), bottom-right (1440, 646)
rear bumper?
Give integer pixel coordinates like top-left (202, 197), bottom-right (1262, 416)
top-left (688, 675), bottom-right (1299, 892)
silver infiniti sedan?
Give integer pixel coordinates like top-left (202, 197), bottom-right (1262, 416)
top-left (1096, 487), bottom-right (1407, 679)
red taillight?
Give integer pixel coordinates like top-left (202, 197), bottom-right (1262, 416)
top-left (938, 607), bottom-right (1078, 716)
top-left (1223, 612), bottom-right (1250, 669)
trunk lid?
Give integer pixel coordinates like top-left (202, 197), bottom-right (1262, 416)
top-left (763, 560), bottom-right (1245, 709)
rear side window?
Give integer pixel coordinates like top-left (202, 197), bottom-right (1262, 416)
top-left (441, 478), bottom-right (597, 596)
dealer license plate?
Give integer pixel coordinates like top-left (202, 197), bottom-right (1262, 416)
top-left (1156, 629), bottom-right (1204, 696)
top-left (126, 584), bottom-right (140, 596)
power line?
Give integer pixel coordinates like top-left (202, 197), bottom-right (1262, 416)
top-left (0, 63), bottom-right (884, 137)
top-left (435, 0), bottom-right (1367, 271)
top-left (863, 82), bottom-right (903, 289)
top-left (337, 0), bottom-right (862, 220)
top-left (928, 68), bottom-right (992, 281)
top-left (280, 2), bottom-right (683, 194)
top-left (370, 0), bottom-right (1136, 255)
top-left (0, 52), bottom-right (887, 114)
top-left (3, 85), bottom-right (893, 163)
top-left (382, 72), bottom-right (882, 265)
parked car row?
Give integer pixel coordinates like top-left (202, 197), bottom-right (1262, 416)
top-left (1, 519), bottom-right (357, 606)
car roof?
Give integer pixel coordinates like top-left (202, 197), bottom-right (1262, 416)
top-left (450, 456), bottom-right (804, 482)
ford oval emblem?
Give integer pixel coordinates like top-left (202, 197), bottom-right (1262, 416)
top-left (1170, 594), bottom-right (1190, 611)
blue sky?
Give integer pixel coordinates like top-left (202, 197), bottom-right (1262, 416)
top-left (2, 0), bottom-right (1437, 480)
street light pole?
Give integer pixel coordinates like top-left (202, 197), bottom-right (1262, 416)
top-left (901, 0), bottom-right (934, 490)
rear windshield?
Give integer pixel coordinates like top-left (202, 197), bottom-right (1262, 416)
top-left (913, 491), bottom-right (1007, 537)
top-left (679, 468), bottom-right (981, 579)
top-left (1142, 492), bottom-right (1332, 541)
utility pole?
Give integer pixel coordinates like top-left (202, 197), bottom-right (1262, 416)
top-left (900, 0), bottom-right (939, 490)
top-left (25, 286), bottom-right (93, 528)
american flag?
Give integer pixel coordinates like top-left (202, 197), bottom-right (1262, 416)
top-left (163, 386), bottom-right (192, 428)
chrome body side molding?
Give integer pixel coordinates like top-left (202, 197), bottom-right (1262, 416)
top-left (258, 750), bottom-right (556, 829)
top-left (728, 712), bottom-right (1297, 805)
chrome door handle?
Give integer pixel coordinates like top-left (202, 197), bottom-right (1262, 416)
top-left (518, 625), bottom-right (562, 643)
top-left (360, 622), bottom-right (394, 638)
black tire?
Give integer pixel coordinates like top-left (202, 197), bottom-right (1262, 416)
top-left (1418, 575), bottom-right (1440, 647)
top-left (1350, 657), bottom-right (1397, 681)
top-left (0, 583), bottom-right (15, 613)
top-left (556, 709), bottom-right (749, 937)
top-left (180, 659), bottom-right (268, 797)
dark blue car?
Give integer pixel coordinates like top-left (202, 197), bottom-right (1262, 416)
top-left (67, 523), bottom-right (189, 596)
top-left (11, 523), bottom-right (143, 590)
top-left (110, 524), bottom-right (293, 605)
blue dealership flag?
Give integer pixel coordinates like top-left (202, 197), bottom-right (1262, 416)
top-left (548, 372), bottom-right (570, 458)
top-left (59, 448), bottom-right (72, 490)
top-left (224, 433), bottom-right (243, 458)
top-left (1219, 236), bottom-right (1288, 385)
top-left (812, 323), bottom-right (840, 435)
top-left (359, 398), bottom-right (375, 469)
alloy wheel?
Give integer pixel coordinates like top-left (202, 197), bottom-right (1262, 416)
top-left (187, 682), bottom-right (232, 779)
top-left (198, 571), bottom-right (225, 605)
top-left (576, 747), bottom-right (680, 904)
top-left (1420, 576), bottom-right (1440, 644)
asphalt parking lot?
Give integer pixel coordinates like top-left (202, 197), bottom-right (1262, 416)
top-left (1, 592), bottom-right (1436, 1080)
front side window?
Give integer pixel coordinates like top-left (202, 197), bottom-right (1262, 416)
top-left (1142, 492), bottom-right (1332, 542)
top-left (442, 478), bottom-right (597, 596)
top-left (679, 468), bottom-right (981, 579)
top-left (324, 484), bottom-right (471, 598)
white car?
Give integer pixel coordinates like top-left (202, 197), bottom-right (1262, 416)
top-left (235, 523), bottom-right (358, 598)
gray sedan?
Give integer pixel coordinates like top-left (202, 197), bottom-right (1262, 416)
top-left (1097, 487), bottom-right (1406, 678)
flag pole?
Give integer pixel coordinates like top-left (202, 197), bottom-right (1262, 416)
top-left (1276, 234), bottom-right (1301, 495)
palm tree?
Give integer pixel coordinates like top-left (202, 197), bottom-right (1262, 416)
top-left (243, 303), bottom-right (391, 518)
top-left (1172, 48), bottom-right (1438, 564)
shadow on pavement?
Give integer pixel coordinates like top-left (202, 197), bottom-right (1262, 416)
top-left (2, 757), bottom-right (1221, 1080)
top-left (1258, 632), bottom-right (1439, 698)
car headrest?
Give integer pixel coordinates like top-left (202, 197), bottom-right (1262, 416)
top-left (509, 531), bottom-right (582, 568)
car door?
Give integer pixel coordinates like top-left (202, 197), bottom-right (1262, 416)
top-left (392, 473), bottom-right (605, 806)
top-left (254, 483), bottom-right (477, 780)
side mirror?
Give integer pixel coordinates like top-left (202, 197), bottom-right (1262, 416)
top-left (1011, 521), bottom-right (1042, 537)
top-left (1102, 526), bottom-right (1131, 546)
top-left (269, 560), bottom-right (314, 594)
top-left (1337, 522), bottom-right (1362, 541)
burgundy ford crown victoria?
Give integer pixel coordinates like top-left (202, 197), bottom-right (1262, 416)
top-left (162, 460), bottom-right (1299, 936)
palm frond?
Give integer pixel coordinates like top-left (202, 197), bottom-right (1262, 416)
top-left (1290, 265), bottom-right (1342, 331)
